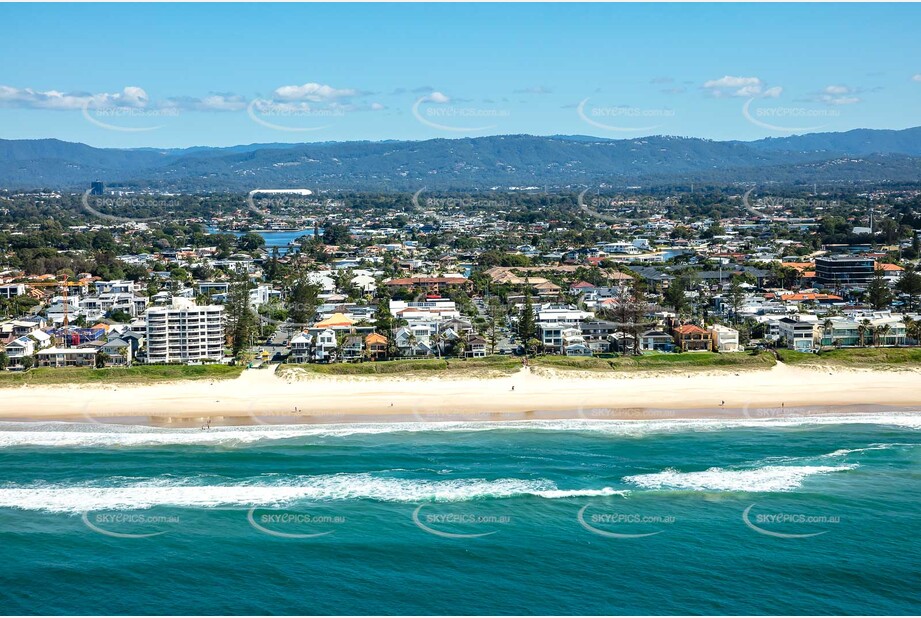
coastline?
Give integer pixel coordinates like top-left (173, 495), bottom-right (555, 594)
top-left (3, 363), bottom-right (921, 426)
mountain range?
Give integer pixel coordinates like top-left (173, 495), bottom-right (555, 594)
top-left (2, 127), bottom-right (920, 192)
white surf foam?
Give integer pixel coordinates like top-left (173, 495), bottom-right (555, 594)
top-left (623, 464), bottom-right (857, 493)
top-left (821, 443), bottom-right (910, 458)
top-left (0, 474), bottom-right (627, 513)
top-left (0, 413), bottom-right (918, 448)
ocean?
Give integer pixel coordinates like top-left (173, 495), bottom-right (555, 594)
top-left (0, 415), bottom-right (919, 615)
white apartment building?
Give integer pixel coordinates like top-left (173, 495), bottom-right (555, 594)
top-left (536, 304), bottom-right (594, 326)
top-left (390, 299), bottom-right (461, 323)
top-left (0, 283), bottom-right (26, 299)
top-left (145, 298), bottom-right (225, 364)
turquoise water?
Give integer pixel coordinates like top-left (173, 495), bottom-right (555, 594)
top-left (207, 228), bottom-right (317, 255)
top-left (0, 416), bottom-right (919, 615)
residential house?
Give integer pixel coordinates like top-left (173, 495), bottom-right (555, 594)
top-left (672, 324), bottom-right (713, 352)
top-left (341, 335), bottom-right (365, 362)
top-left (394, 325), bottom-right (435, 357)
top-left (465, 335), bottom-right (488, 358)
top-left (580, 319), bottom-right (620, 353)
top-left (365, 333), bottom-right (389, 361)
top-left (99, 337), bottom-right (133, 366)
top-left (639, 329), bottom-right (675, 352)
top-left (384, 276), bottom-right (471, 294)
top-left (289, 332), bottom-right (313, 363)
top-left (710, 324), bottom-right (741, 352)
top-left (777, 315), bottom-right (818, 352)
top-left (3, 335), bottom-right (38, 368)
top-left (35, 347), bottom-right (97, 368)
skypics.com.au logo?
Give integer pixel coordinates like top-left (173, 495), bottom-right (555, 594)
top-left (412, 92), bottom-right (509, 133)
top-left (576, 98), bottom-right (675, 133)
top-left (82, 510), bottom-right (182, 539)
top-left (81, 190), bottom-right (178, 223)
top-left (412, 504), bottom-right (511, 539)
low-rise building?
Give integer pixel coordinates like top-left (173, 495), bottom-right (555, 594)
top-left (778, 315), bottom-right (818, 352)
top-left (710, 324), bottom-right (741, 352)
top-left (673, 324), bottom-right (712, 352)
top-left (35, 346), bottom-right (97, 368)
top-left (365, 333), bottom-right (389, 361)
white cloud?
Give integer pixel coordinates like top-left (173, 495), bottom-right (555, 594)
top-left (702, 75), bottom-right (777, 98)
top-left (913, 74), bottom-right (921, 82)
top-left (814, 85), bottom-right (861, 105)
top-left (0, 85), bottom-right (149, 110)
top-left (162, 94), bottom-right (247, 112)
top-left (427, 91), bottom-right (451, 104)
top-left (824, 95), bottom-right (861, 105)
top-left (514, 86), bottom-right (552, 95)
top-left (272, 82), bottom-right (359, 102)
top-left (370, 102), bottom-right (385, 111)
top-left (253, 100), bottom-right (314, 113)
top-left (704, 75), bottom-right (762, 89)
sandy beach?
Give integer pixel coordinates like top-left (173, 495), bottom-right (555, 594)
top-left (2, 363), bottom-right (921, 425)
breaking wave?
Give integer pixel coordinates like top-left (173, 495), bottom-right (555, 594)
top-left (0, 413), bottom-right (919, 448)
top-left (623, 464), bottom-right (857, 493)
top-left (0, 474), bottom-right (627, 513)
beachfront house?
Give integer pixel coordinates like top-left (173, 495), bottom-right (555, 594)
top-left (365, 332), bottom-right (389, 361)
top-left (35, 346), bottom-right (97, 368)
top-left (289, 332), bottom-right (313, 364)
top-left (341, 335), bottom-right (365, 361)
top-left (639, 329), bottom-right (675, 352)
top-left (99, 337), bottom-right (133, 366)
top-left (465, 335), bottom-right (488, 358)
top-left (672, 324), bottom-right (713, 352)
top-left (777, 315), bottom-right (818, 352)
top-left (709, 324), bottom-right (741, 353)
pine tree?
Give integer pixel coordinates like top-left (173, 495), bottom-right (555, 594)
top-left (896, 265), bottom-right (921, 311)
top-left (226, 273), bottom-right (257, 359)
top-left (519, 289), bottom-right (536, 351)
top-left (866, 269), bottom-right (893, 310)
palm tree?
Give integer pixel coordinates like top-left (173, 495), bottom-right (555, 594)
top-left (909, 320), bottom-right (921, 347)
top-left (877, 324), bottom-right (892, 348)
top-left (455, 335), bottom-right (468, 359)
top-left (335, 332), bottom-right (347, 362)
top-left (858, 319), bottom-right (872, 348)
top-left (821, 318), bottom-right (833, 350)
top-left (435, 329), bottom-right (447, 359)
top-left (902, 315), bottom-right (915, 346)
top-left (406, 332), bottom-right (418, 358)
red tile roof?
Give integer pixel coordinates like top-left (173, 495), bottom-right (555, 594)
top-left (674, 324), bottom-right (709, 336)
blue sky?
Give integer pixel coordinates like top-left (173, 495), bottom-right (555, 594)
top-left (1, 3), bottom-right (919, 148)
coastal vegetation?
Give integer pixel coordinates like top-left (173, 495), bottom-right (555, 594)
top-left (278, 355), bottom-right (521, 377)
top-left (775, 347), bottom-right (921, 368)
top-left (0, 364), bottom-right (243, 386)
top-left (532, 351), bottom-right (778, 372)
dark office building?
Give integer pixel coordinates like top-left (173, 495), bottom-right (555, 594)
top-left (90, 181), bottom-right (105, 195)
top-left (815, 255), bottom-right (875, 287)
